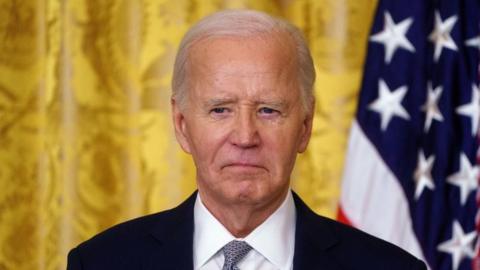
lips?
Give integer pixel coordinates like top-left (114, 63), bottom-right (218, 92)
top-left (221, 160), bottom-right (265, 170)
top-left (226, 162), bottom-right (263, 168)
top-left (220, 153), bottom-right (267, 170)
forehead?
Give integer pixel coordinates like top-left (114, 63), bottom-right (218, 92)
top-left (189, 33), bottom-right (295, 70)
top-left (185, 35), bottom-right (300, 99)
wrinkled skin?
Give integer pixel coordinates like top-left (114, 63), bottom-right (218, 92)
top-left (172, 34), bottom-right (313, 236)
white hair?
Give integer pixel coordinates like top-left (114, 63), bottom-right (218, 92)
top-left (171, 9), bottom-right (315, 112)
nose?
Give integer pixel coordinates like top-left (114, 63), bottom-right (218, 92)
top-left (230, 110), bottom-right (260, 148)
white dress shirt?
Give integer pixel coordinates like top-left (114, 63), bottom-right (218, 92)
top-left (193, 190), bottom-right (296, 270)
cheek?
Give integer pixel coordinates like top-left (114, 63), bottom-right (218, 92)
top-left (187, 123), bottom-right (230, 164)
top-left (261, 130), bottom-right (300, 167)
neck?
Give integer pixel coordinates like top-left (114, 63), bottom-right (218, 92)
top-left (199, 189), bottom-right (289, 238)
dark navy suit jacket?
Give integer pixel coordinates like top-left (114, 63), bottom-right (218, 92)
top-left (67, 192), bottom-right (427, 269)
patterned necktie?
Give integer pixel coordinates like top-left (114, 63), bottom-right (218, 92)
top-left (222, 240), bottom-right (253, 270)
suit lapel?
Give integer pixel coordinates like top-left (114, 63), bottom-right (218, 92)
top-left (145, 192), bottom-right (197, 270)
top-left (138, 191), bottom-right (343, 269)
top-left (292, 192), bottom-right (343, 270)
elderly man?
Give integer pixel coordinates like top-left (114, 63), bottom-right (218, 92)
top-left (67, 10), bottom-right (427, 270)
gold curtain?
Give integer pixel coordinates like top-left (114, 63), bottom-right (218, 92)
top-left (0, 0), bottom-right (377, 269)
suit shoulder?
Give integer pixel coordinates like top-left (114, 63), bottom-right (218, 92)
top-left (78, 209), bottom-right (172, 249)
top-left (77, 192), bottom-right (195, 249)
top-left (72, 209), bottom-right (171, 258)
top-left (318, 215), bottom-right (426, 269)
top-left (68, 193), bottom-right (196, 268)
top-left (321, 216), bottom-right (405, 253)
top-left (292, 192), bottom-right (426, 269)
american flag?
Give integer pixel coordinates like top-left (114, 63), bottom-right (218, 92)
top-left (338, 0), bottom-right (480, 270)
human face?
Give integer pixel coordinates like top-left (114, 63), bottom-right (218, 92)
top-left (172, 35), bottom-right (313, 209)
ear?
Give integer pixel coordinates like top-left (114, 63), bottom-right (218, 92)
top-left (171, 97), bottom-right (192, 154)
top-left (297, 99), bottom-right (315, 153)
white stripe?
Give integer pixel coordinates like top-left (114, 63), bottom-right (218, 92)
top-left (340, 120), bottom-right (427, 264)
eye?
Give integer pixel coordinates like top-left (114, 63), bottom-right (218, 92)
top-left (258, 107), bottom-right (278, 114)
top-left (210, 107), bottom-right (228, 114)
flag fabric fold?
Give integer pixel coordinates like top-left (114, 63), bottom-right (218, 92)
top-left (339, 1), bottom-right (480, 270)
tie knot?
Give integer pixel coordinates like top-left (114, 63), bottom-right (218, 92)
top-left (222, 240), bottom-right (252, 270)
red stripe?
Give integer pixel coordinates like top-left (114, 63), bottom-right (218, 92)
top-left (337, 205), bottom-right (354, 227)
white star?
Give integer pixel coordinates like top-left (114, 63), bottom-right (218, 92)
top-left (413, 150), bottom-right (435, 200)
top-left (456, 84), bottom-right (480, 136)
top-left (368, 79), bottom-right (410, 131)
top-left (429, 11), bottom-right (458, 61)
top-left (370, 11), bottom-right (415, 64)
top-left (466, 35), bottom-right (480, 50)
top-left (447, 153), bottom-right (479, 205)
top-left (421, 82), bottom-right (444, 132)
top-left (437, 220), bottom-right (476, 270)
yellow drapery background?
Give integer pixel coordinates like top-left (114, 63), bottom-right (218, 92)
top-left (0, 0), bottom-right (377, 269)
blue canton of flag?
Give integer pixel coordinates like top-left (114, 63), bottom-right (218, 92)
top-left (340, 0), bottom-right (480, 270)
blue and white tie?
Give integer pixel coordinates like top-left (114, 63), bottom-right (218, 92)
top-left (222, 240), bottom-right (252, 270)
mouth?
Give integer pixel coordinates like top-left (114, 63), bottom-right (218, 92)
top-left (222, 162), bottom-right (265, 170)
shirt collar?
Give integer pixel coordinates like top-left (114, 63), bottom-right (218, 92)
top-left (193, 193), bottom-right (236, 268)
top-left (193, 190), bottom-right (296, 270)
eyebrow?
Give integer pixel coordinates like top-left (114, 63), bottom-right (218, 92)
top-left (203, 97), bottom-right (288, 108)
top-left (203, 98), bottom-right (237, 107)
top-left (256, 99), bottom-right (287, 109)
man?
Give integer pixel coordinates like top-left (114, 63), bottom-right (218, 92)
top-left (67, 10), bottom-right (427, 270)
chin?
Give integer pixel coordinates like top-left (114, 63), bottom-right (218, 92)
top-left (227, 182), bottom-right (270, 204)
